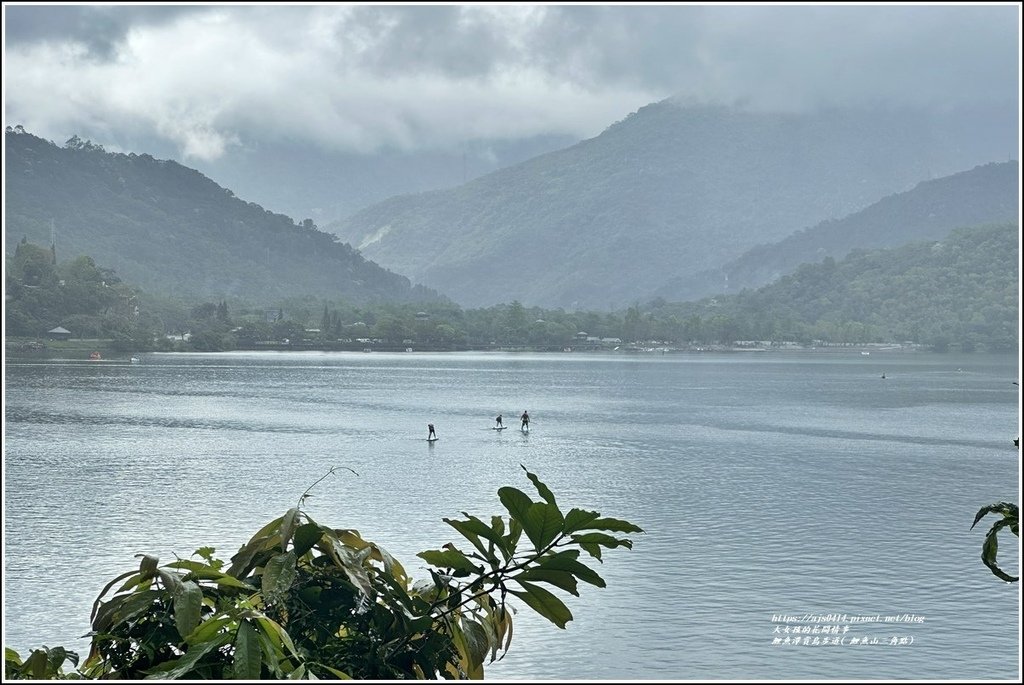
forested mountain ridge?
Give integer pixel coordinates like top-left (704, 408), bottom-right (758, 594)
top-left (3, 127), bottom-right (444, 304)
top-left (330, 97), bottom-right (1017, 309)
top-left (645, 221), bottom-right (1019, 351)
top-left (188, 132), bottom-right (579, 227)
top-left (654, 160), bottom-right (1020, 301)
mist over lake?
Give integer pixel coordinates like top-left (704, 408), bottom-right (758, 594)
top-left (4, 350), bottom-right (1018, 680)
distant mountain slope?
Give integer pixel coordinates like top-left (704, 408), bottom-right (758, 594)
top-left (696, 221), bottom-right (1019, 349)
top-left (189, 133), bottom-right (579, 226)
top-left (4, 128), bottom-right (443, 304)
top-left (654, 161), bottom-right (1020, 301)
top-left (331, 98), bottom-right (1018, 309)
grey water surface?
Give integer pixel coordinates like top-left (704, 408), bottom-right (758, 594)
top-left (3, 351), bottom-right (1020, 680)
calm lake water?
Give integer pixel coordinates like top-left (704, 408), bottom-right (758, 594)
top-left (3, 350), bottom-right (1020, 680)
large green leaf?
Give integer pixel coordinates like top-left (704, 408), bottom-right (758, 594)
top-left (324, 537), bottom-right (375, 599)
top-left (417, 548), bottom-right (482, 574)
top-left (563, 508), bottom-right (601, 534)
top-left (291, 523), bottom-right (323, 557)
top-left (158, 568), bottom-right (183, 594)
top-left (509, 580), bottom-right (573, 629)
top-left (174, 581), bottom-right (204, 640)
top-left (446, 513), bottom-right (510, 560)
top-left (971, 501), bottom-right (1019, 530)
top-left (137, 553), bottom-right (159, 580)
top-left (498, 487), bottom-right (534, 525)
top-left (571, 532), bottom-right (633, 550)
top-left (459, 618), bottom-right (489, 673)
top-left (185, 614), bottom-right (235, 646)
top-left (280, 507), bottom-right (300, 552)
top-left (448, 623), bottom-right (479, 679)
top-left (227, 533), bottom-right (276, 578)
top-left (163, 563), bottom-right (253, 589)
top-left (516, 568), bottom-right (579, 596)
top-left (46, 645), bottom-right (77, 672)
top-left (262, 552), bottom-right (298, 597)
top-left (536, 551), bottom-right (606, 588)
top-left (370, 542), bottom-right (410, 589)
top-left (506, 517), bottom-right (524, 551)
top-left (113, 592), bottom-right (164, 626)
top-left (142, 632), bottom-right (231, 680)
top-left (577, 516), bottom-right (645, 534)
top-left (442, 518), bottom-right (489, 559)
top-left (232, 620), bottom-right (262, 680)
top-left (982, 518), bottom-right (1019, 582)
top-left (254, 615), bottom-right (301, 664)
top-left (523, 503), bottom-right (565, 552)
top-left (522, 466), bottom-right (557, 507)
top-left (25, 649), bottom-right (48, 679)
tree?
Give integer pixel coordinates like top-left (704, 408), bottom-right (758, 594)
top-left (6, 467), bottom-right (641, 680)
top-left (501, 301), bottom-right (528, 344)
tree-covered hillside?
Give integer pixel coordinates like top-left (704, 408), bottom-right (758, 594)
top-left (189, 132), bottom-right (579, 226)
top-left (7, 223), bottom-right (1016, 353)
top-left (4, 127), bottom-right (444, 304)
top-left (656, 161), bottom-right (1019, 301)
top-left (647, 222), bottom-right (1019, 351)
top-left (331, 98), bottom-right (1017, 309)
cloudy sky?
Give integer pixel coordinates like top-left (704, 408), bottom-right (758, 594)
top-left (3, 2), bottom-right (1020, 162)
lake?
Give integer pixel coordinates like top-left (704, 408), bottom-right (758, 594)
top-left (3, 350), bottom-right (1020, 680)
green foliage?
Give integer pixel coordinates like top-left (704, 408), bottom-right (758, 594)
top-left (7, 466), bottom-right (641, 680)
top-left (5, 241), bottom-right (147, 342)
top-left (5, 646), bottom-right (80, 680)
top-left (971, 436), bottom-right (1020, 583)
top-left (971, 502), bottom-right (1019, 583)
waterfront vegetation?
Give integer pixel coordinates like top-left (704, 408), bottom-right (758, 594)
top-left (4, 467), bottom-right (642, 679)
top-left (4, 222), bottom-right (1019, 358)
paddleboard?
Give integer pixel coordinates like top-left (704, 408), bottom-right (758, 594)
top-left (493, 426), bottom-right (507, 430)
top-left (427, 437), bottom-right (439, 442)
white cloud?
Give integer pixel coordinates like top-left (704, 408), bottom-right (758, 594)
top-left (4, 3), bottom-right (1018, 160)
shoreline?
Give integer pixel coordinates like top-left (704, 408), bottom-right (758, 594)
top-left (7, 339), bottom-right (1019, 362)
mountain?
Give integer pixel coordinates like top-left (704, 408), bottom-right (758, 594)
top-left (187, 133), bottom-right (580, 227)
top-left (3, 127), bottom-right (443, 304)
top-left (653, 161), bottom-right (1020, 301)
top-left (650, 221), bottom-right (1018, 351)
top-left (330, 98), bottom-right (1018, 309)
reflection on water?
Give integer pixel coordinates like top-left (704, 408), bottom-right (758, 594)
top-left (4, 351), bottom-right (1020, 680)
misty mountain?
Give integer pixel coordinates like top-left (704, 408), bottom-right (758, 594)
top-left (330, 98), bottom-right (1018, 310)
top-left (653, 160), bottom-right (1020, 302)
top-left (184, 134), bottom-right (579, 227)
top-left (650, 221), bottom-right (1018, 350)
top-left (3, 128), bottom-right (444, 304)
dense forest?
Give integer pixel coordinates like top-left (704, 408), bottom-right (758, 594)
top-left (4, 127), bottom-right (443, 304)
top-left (6, 222), bottom-right (1017, 354)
